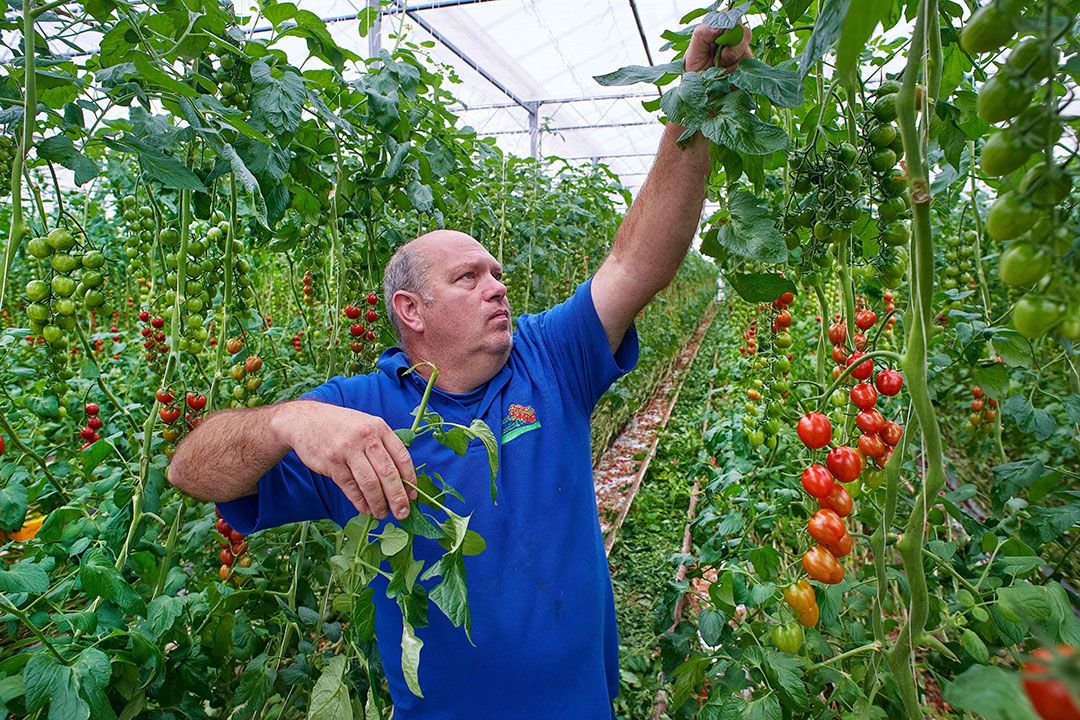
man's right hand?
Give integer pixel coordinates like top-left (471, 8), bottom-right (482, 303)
top-left (271, 401), bottom-right (418, 520)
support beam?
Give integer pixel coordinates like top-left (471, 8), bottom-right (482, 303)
top-left (367, 0), bottom-right (382, 59)
top-left (527, 102), bottom-right (540, 158)
top-left (627, 0), bottom-right (655, 65)
top-left (452, 92), bottom-right (657, 112)
top-left (391, 0), bottom-right (532, 111)
top-left (483, 120), bottom-right (656, 136)
top-left (247, 0), bottom-right (500, 34)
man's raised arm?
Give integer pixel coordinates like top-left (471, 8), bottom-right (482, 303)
top-left (167, 401), bottom-right (418, 521)
top-left (592, 24), bottom-right (752, 353)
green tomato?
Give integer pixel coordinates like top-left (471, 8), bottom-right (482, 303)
top-left (879, 195), bottom-right (908, 223)
top-left (977, 72), bottom-right (1033, 124)
top-left (27, 237), bottom-right (53, 258)
top-left (1056, 303), bottom-right (1080, 341)
top-left (1004, 37), bottom-right (1059, 81)
top-left (775, 332), bottom-right (793, 349)
top-left (25, 279), bottom-right (49, 302)
top-left (81, 269), bottom-right (103, 288)
top-left (868, 148), bottom-right (897, 173)
top-left (81, 250), bottom-right (105, 269)
top-left (837, 142), bottom-right (858, 167)
top-left (748, 429), bottom-right (765, 447)
top-left (42, 325), bottom-right (64, 345)
top-left (771, 622), bottom-right (804, 653)
top-left (51, 275), bottom-right (76, 298)
top-left (868, 123), bottom-right (898, 149)
top-left (881, 223), bottom-right (909, 247)
top-left (1012, 294), bottom-right (1065, 339)
top-left (26, 302), bottom-right (50, 322)
top-left (1019, 162), bottom-right (1072, 207)
top-left (50, 252), bottom-right (79, 273)
top-left (998, 241), bottom-right (1050, 287)
top-left (45, 228), bottom-right (75, 251)
top-left (863, 467), bottom-right (884, 490)
top-left (84, 290), bottom-right (105, 308)
top-left (872, 94), bottom-right (898, 123)
top-left (986, 191), bottom-right (1040, 242)
top-left (959, 0), bottom-right (1023, 54)
top-left (53, 298), bottom-right (76, 316)
top-left (979, 129), bottom-right (1030, 177)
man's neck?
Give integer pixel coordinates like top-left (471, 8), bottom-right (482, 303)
top-left (402, 347), bottom-right (507, 394)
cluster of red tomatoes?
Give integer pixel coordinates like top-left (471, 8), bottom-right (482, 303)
top-left (344, 293), bottom-right (381, 353)
top-left (967, 384), bottom-right (998, 432)
top-left (78, 402), bottom-right (104, 449)
top-left (797, 412), bottom-right (855, 585)
top-left (157, 388), bottom-right (207, 456)
top-left (302, 271), bottom-right (315, 305)
top-left (137, 310), bottom-right (169, 367)
top-left (213, 508), bottom-right (251, 581)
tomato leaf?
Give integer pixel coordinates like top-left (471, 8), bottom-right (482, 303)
top-left (250, 60), bottom-right (305, 136)
top-left (724, 272), bottom-right (796, 304)
top-left (0, 558), bottom-right (50, 594)
top-left (728, 59), bottom-right (803, 107)
top-left (798, 0), bottom-right (851, 78)
top-left (973, 362), bottom-right (1010, 399)
top-left (701, 91), bottom-right (789, 155)
top-left (79, 548), bottom-right (146, 615)
top-left (835, 0), bottom-right (891, 89)
top-left (23, 652), bottom-right (87, 720)
top-left (594, 60), bottom-right (684, 87)
top-left (306, 655), bottom-right (351, 720)
top-left (711, 190), bottom-right (787, 264)
top-left (991, 458), bottom-right (1047, 505)
top-left (0, 481), bottom-right (27, 533)
top-left (400, 621), bottom-right (425, 698)
top-left (37, 135), bottom-right (99, 185)
top-left (942, 665), bottom-right (1040, 720)
top-left (660, 71), bottom-right (709, 131)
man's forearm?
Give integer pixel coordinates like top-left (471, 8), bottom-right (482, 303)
top-left (609, 121), bottom-right (711, 296)
top-left (167, 401), bottom-right (305, 503)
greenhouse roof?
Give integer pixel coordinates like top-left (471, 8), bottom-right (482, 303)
top-left (256, 0), bottom-right (691, 197)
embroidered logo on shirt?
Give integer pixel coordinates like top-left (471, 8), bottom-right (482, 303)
top-left (501, 403), bottom-right (540, 445)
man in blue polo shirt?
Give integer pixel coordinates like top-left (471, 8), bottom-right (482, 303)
top-left (167, 22), bottom-right (751, 719)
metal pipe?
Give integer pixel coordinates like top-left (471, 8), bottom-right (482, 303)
top-left (451, 91), bottom-right (657, 111)
top-left (626, 0), bottom-right (654, 65)
top-left (482, 120), bottom-right (656, 136)
top-left (247, 0), bottom-right (500, 33)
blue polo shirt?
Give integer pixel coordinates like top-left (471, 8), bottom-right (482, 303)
top-left (217, 278), bottom-right (638, 719)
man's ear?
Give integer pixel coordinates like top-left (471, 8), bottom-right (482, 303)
top-left (392, 290), bottom-right (425, 335)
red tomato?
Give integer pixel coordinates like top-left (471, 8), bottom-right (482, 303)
top-left (159, 406), bottom-right (182, 424)
top-left (216, 518), bottom-right (231, 536)
top-left (85, 403), bottom-right (99, 416)
top-left (776, 291), bottom-right (795, 306)
top-left (828, 322), bottom-right (847, 345)
top-left (1022, 645), bottom-right (1080, 720)
top-left (825, 532), bottom-right (853, 558)
top-left (818, 485), bottom-right (853, 517)
top-left (847, 352), bottom-right (874, 380)
top-left (858, 432), bottom-right (886, 458)
top-left (220, 548), bottom-right (234, 567)
top-left (366, 292), bottom-right (380, 305)
top-left (797, 412), bottom-right (833, 449)
top-left (155, 388), bottom-right (175, 405)
top-left (775, 310), bottom-right (793, 329)
top-left (856, 408), bottom-right (886, 434)
top-left (850, 383), bottom-right (879, 410)
top-left (856, 309), bottom-right (878, 330)
top-left (832, 344), bottom-right (849, 364)
top-left (245, 355), bottom-right (263, 373)
top-left (801, 465), bottom-right (836, 498)
top-left (972, 385), bottom-right (984, 399)
top-left (807, 509), bottom-right (846, 546)
top-left (802, 545), bottom-right (845, 584)
top-left (875, 369), bottom-right (904, 396)
top-left (186, 393), bottom-right (207, 411)
top-left (344, 304), bottom-right (362, 319)
top-left (826, 446), bottom-right (862, 483)
top-left (882, 421), bottom-right (904, 447)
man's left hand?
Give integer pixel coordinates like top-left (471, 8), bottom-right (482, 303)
top-left (684, 22), bottom-right (752, 74)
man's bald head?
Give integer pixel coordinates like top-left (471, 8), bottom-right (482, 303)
top-left (382, 230), bottom-right (492, 343)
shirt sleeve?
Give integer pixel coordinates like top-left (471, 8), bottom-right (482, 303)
top-left (215, 377), bottom-right (352, 535)
top-left (523, 276), bottom-right (639, 414)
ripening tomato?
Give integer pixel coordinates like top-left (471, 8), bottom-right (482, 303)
top-left (972, 385), bottom-right (984, 399)
top-left (802, 545), bottom-right (845, 584)
top-left (1022, 645), bottom-right (1080, 720)
top-left (832, 344), bottom-right (849, 364)
top-left (807, 508), bottom-right (846, 546)
top-left (801, 465), bottom-right (836, 498)
top-left (856, 408), bottom-right (886, 434)
top-left (826, 446), bottom-right (862, 483)
top-left (818, 485), bottom-right (853, 517)
top-left (847, 352), bottom-right (874, 381)
top-left (855, 309), bottom-right (878, 330)
top-left (875, 369), bottom-right (904, 396)
top-left (220, 548), bottom-right (234, 567)
top-left (245, 355), bottom-right (263, 373)
top-left (775, 310), bottom-right (793, 329)
top-left (796, 603), bottom-right (819, 628)
top-left (858, 432), bottom-right (886, 458)
top-left (828, 322), bottom-right (847, 345)
top-left (882, 421), bottom-right (903, 446)
top-left (797, 412), bottom-right (833, 449)
top-left (850, 383), bottom-right (878, 410)
top-left (226, 337), bottom-right (243, 354)
top-left (825, 532), bottom-right (853, 558)
top-left (783, 579), bottom-right (816, 613)
top-left (219, 565), bottom-right (230, 581)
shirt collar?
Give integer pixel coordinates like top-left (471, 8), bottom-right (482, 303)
top-left (377, 346), bottom-right (513, 417)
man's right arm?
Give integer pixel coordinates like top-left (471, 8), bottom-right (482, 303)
top-left (167, 400), bottom-right (417, 521)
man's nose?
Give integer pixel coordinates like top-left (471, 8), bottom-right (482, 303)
top-left (484, 275), bottom-right (507, 301)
